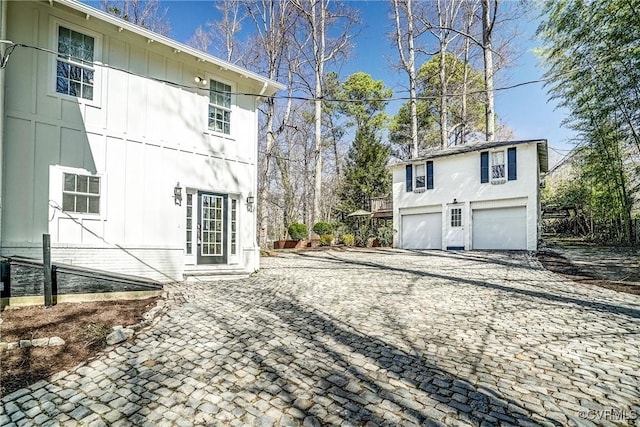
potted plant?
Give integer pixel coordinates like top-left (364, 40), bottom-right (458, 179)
top-left (312, 222), bottom-right (334, 247)
top-left (274, 222), bottom-right (308, 249)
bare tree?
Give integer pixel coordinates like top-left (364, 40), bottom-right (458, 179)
top-left (291, 0), bottom-right (357, 226)
top-left (101, 0), bottom-right (171, 36)
top-left (429, 0), bottom-right (464, 148)
top-left (459, 0), bottom-right (481, 144)
top-left (187, 25), bottom-right (211, 53)
top-left (242, 0), bottom-right (299, 245)
top-left (392, 0), bottom-right (420, 158)
top-left (186, 1), bottom-right (246, 63)
top-left (482, 0), bottom-right (496, 140)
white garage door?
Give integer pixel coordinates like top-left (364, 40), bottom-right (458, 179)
top-left (472, 206), bottom-right (527, 250)
top-left (401, 213), bottom-right (442, 249)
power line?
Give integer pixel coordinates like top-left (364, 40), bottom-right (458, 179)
top-left (0, 40), bottom-right (606, 103)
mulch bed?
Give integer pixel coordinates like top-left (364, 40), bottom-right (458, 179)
top-left (537, 249), bottom-right (640, 295)
top-left (0, 297), bottom-right (160, 397)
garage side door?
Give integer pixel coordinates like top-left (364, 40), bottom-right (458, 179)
top-left (472, 206), bottom-right (527, 250)
top-left (401, 213), bottom-right (442, 249)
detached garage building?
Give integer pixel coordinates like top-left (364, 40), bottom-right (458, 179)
top-left (391, 140), bottom-right (548, 251)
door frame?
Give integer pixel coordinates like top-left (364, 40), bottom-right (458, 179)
top-left (197, 191), bottom-right (228, 265)
top-left (446, 204), bottom-right (465, 250)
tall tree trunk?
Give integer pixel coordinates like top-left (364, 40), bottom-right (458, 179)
top-left (312, 0), bottom-right (324, 225)
top-left (258, 101), bottom-right (276, 246)
top-left (274, 148), bottom-right (295, 234)
top-left (393, 0), bottom-right (419, 158)
top-left (460, 0), bottom-right (477, 145)
top-left (439, 49), bottom-right (448, 148)
top-left (482, 0), bottom-right (495, 141)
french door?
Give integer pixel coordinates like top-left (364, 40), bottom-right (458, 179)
top-left (197, 192), bottom-right (228, 265)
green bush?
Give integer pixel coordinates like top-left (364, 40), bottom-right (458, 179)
top-left (312, 221), bottom-right (334, 236)
top-left (288, 222), bottom-right (308, 240)
top-left (342, 233), bottom-right (355, 247)
top-left (319, 234), bottom-right (334, 246)
top-left (355, 224), bottom-right (373, 247)
top-left (332, 222), bottom-right (348, 239)
top-left (376, 226), bottom-right (394, 247)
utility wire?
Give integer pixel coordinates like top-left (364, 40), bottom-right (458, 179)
top-left (0, 41), bottom-right (593, 103)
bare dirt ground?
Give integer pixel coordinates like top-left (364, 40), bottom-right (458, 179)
top-left (538, 238), bottom-right (640, 296)
top-left (0, 297), bottom-right (160, 397)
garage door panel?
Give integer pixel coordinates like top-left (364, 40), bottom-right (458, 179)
top-left (473, 207), bottom-right (526, 250)
top-left (402, 213), bottom-right (442, 249)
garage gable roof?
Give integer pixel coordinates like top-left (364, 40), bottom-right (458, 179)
top-left (392, 139), bottom-right (549, 173)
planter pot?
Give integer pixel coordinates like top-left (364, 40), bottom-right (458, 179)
top-left (274, 240), bottom-right (307, 249)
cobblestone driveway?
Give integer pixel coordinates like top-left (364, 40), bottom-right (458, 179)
top-left (2, 249), bottom-right (639, 427)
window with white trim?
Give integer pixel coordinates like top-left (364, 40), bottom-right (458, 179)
top-left (63, 173), bottom-right (100, 214)
top-left (491, 151), bottom-right (506, 183)
top-left (208, 80), bottom-right (231, 134)
top-left (56, 26), bottom-right (95, 100)
top-left (415, 163), bottom-right (426, 189)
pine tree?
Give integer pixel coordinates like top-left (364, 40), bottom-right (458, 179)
top-left (339, 126), bottom-right (391, 214)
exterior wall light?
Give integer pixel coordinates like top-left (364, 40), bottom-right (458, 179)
top-left (453, 198), bottom-right (458, 204)
top-left (246, 193), bottom-right (255, 212)
top-left (174, 182), bottom-right (182, 206)
top-left (194, 76), bottom-right (208, 86)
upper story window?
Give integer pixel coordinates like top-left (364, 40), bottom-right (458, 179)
top-left (63, 172), bottom-right (100, 214)
top-left (56, 26), bottom-right (95, 101)
top-left (481, 148), bottom-right (517, 184)
top-left (405, 161), bottom-right (434, 192)
top-left (491, 151), bottom-right (505, 182)
top-left (415, 164), bottom-right (426, 189)
top-left (208, 80), bottom-right (232, 134)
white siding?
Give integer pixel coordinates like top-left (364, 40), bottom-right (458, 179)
top-left (392, 142), bottom-right (543, 251)
top-left (1, 1), bottom-right (270, 280)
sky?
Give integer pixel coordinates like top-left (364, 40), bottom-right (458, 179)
top-left (88, 0), bottom-right (576, 165)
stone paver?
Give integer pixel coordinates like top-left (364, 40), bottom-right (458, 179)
top-left (2, 249), bottom-right (640, 426)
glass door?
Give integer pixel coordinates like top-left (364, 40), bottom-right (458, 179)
top-left (197, 192), bottom-right (228, 264)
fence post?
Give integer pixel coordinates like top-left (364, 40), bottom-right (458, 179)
top-left (43, 233), bottom-right (53, 307)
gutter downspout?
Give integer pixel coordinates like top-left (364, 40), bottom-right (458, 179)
top-left (0, 1), bottom-right (8, 254)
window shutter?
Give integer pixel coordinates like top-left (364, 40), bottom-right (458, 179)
top-left (508, 147), bottom-right (517, 181)
top-left (480, 152), bottom-right (489, 183)
top-left (426, 161), bottom-right (434, 189)
top-left (405, 165), bottom-right (413, 192)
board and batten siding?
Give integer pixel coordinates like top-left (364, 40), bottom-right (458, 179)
top-left (1, 1), bottom-right (263, 280)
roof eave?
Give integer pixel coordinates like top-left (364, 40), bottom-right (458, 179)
top-left (52, 0), bottom-right (286, 95)
top-left (390, 139), bottom-right (549, 168)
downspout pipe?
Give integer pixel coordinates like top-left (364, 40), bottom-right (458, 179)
top-left (0, 1), bottom-right (7, 254)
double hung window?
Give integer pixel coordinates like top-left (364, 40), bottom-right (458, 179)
top-left (481, 148), bottom-right (517, 184)
top-left (56, 26), bottom-right (95, 100)
top-left (415, 164), bottom-right (426, 189)
top-left (208, 80), bottom-right (232, 134)
top-left (405, 162), bottom-right (434, 192)
top-left (491, 151), bottom-right (505, 182)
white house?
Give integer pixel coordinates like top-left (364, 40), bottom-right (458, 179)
top-left (0, 0), bottom-right (284, 281)
top-left (391, 139), bottom-right (548, 251)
